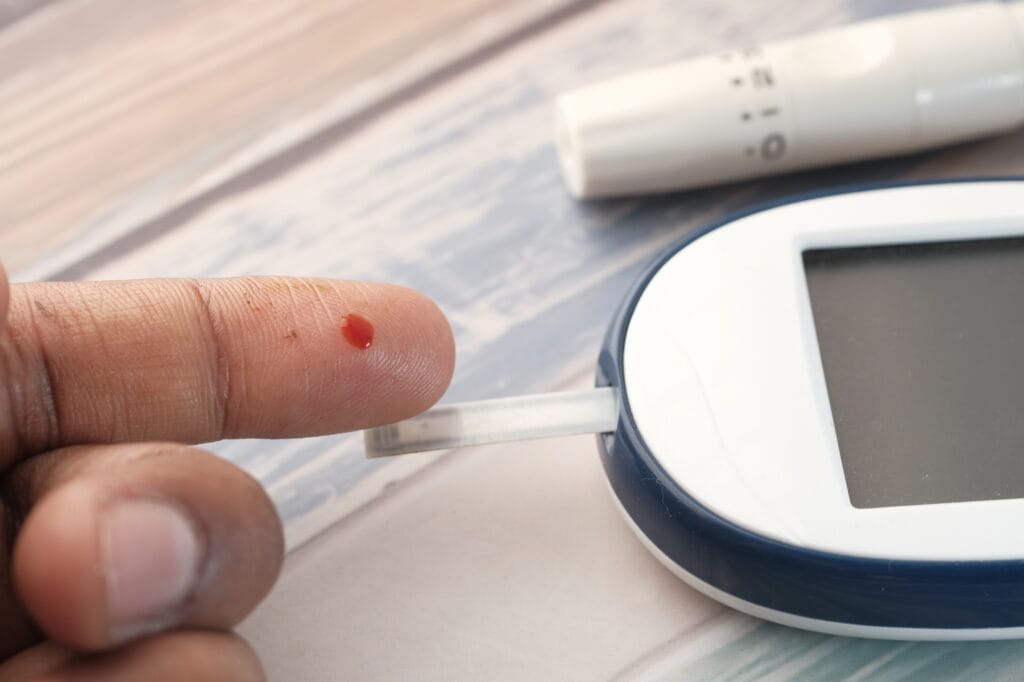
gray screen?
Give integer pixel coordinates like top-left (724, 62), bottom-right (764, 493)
top-left (803, 237), bottom-right (1024, 508)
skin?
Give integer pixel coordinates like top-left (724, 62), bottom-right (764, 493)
top-left (0, 270), bottom-right (456, 680)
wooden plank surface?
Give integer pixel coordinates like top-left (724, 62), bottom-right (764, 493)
top-left (0, 0), bottom-right (58, 29)
top-left (7, 0), bottom-right (1024, 678)
top-left (1, 0), bottom-right (586, 276)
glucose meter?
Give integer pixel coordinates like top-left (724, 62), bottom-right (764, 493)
top-left (366, 178), bottom-right (1024, 640)
top-left (598, 178), bottom-right (1024, 639)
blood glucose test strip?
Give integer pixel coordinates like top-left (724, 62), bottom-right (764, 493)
top-left (364, 387), bottom-right (618, 458)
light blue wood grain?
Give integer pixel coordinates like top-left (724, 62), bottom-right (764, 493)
top-left (637, 623), bottom-right (1024, 680)
top-left (0, 0), bottom-right (58, 28)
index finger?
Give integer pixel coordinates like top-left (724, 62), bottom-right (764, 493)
top-left (0, 277), bottom-right (454, 463)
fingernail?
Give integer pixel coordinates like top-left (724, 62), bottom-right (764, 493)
top-left (102, 499), bottom-right (202, 634)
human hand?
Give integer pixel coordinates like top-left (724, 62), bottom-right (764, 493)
top-left (0, 273), bottom-right (454, 680)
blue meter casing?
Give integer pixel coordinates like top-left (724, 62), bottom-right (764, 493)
top-left (598, 179), bottom-right (1024, 639)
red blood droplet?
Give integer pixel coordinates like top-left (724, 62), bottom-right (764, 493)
top-left (340, 313), bottom-right (374, 350)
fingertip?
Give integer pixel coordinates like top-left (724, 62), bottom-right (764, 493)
top-left (379, 283), bottom-right (456, 415)
top-left (192, 277), bottom-right (456, 437)
top-left (261, 279), bottom-right (456, 432)
top-left (13, 482), bottom-right (107, 649)
top-left (1, 632), bottom-right (266, 681)
top-left (0, 262), bottom-right (10, 327)
top-left (11, 444), bottom-right (285, 652)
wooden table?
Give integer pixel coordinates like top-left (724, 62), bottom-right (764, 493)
top-left (5, 0), bottom-right (1024, 678)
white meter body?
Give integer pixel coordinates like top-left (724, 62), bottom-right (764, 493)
top-left (598, 179), bottom-right (1024, 639)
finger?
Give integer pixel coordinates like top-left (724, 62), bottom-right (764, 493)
top-left (7, 442), bottom-right (283, 650)
top-left (0, 265), bottom-right (9, 333)
top-left (0, 277), bottom-right (454, 463)
top-left (0, 631), bottom-right (264, 682)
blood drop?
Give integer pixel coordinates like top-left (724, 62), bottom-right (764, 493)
top-left (340, 313), bottom-right (374, 350)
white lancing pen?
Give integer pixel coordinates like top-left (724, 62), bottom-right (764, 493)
top-left (554, 1), bottom-right (1024, 198)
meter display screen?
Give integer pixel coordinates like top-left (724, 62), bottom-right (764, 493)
top-left (804, 237), bottom-right (1024, 508)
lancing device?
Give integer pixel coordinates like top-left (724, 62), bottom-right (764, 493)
top-left (553, 1), bottom-right (1024, 198)
top-left (365, 178), bottom-right (1024, 640)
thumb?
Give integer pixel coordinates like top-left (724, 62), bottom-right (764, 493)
top-left (0, 265), bottom-right (9, 330)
